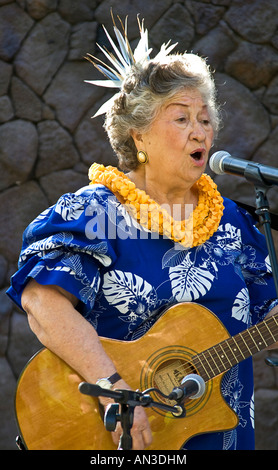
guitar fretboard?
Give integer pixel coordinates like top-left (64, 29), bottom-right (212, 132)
top-left (192, 312), bottom-right (278, 382)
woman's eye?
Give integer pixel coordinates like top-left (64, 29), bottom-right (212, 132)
top-left (202, 119), bottom-right (211, 126)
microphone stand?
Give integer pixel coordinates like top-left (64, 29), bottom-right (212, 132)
top-left (79, 382), bottom-right (185, 450)
top-left (244, 163), bottom-right (278, 367)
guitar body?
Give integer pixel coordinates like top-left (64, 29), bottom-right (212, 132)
top-left (15, 303), bottom-right (238, 450)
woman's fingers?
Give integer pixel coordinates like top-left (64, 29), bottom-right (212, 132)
top-left (111, 406), bottom-right (153, 450)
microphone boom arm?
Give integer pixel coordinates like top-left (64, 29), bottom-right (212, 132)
top-left (79, 382), bottom-right (186, 450)
top-left (243, 163), bottom-right (278, 297)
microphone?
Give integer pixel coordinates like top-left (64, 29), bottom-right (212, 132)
top-left (79, 382), bottom-right (123, 400)
top-left (168, 374), bottom-right (206, 401)
top-left (209, 151), bottom-right (278, 187)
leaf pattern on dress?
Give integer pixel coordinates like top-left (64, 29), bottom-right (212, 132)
top-left (250, 392), bottom-right (255, 429)
top-left (162, 244), bottom-right (189, 269)
top-left (19, 232), bottom-right (74, 265)
top-left (232, 288), bottom-right (250, 324)
top-left (81, 241), bottom-right (111, 267)
top-left (61, 253), bottom-right (86, 279)
top-left (203, 240), bottom-right (239, 266)
top-left (61, 253), bottom-right (99, 307)
top-left (79, 274), bottom-right (100, 308)
top-left (55, 194), bottom-right (85, 221)
top-left (216, 222), bottom-right (242, 250)
top-left (169, 252), bottom-right (215, 302)
top-left (221, 365), bottom-right (250, 449)
top-left (102, 270), bottom-right (157, 315)
top-left (265, 255), bottom-right (272, 273)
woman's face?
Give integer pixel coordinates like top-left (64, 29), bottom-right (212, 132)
top-left (138, 88), bottom-right (214, 189)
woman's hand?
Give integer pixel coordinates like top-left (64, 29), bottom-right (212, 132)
top-left (100, 379), bottom-right (153, 450)
top-left (110, 403), bottom-right (153, 450)
top-left (99, 379), bottom-right (152, 450)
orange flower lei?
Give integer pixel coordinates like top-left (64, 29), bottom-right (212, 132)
top-left (88, 163), bottom-right (224, 248)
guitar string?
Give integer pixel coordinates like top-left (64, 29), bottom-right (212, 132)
top-left (156, 323), bottom-right (278, 384)
top-left (153, 317), bottom-right (278, 388)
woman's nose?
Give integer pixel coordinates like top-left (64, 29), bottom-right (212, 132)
top-left (190, 121), bottom-right (206, 141)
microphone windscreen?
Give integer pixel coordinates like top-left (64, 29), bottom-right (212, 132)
top-left (209, 151), bottom-right (230, 175)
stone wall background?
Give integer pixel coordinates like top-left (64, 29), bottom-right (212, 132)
top-left (1, 0), bottom-right (278, 450)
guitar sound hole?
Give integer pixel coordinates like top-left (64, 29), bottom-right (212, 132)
top-left (153, 359), bottom-right (197, 404)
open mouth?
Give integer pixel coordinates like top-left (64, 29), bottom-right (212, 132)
top-left (190, 149), bottom-right (206, 167)
top-left (190, 149), bottom-right (206, 161)
top-left (190, 151), bottom-right (203, 161)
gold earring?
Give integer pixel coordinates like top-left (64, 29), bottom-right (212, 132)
top-left (137, 150), bottom-right (148, 164)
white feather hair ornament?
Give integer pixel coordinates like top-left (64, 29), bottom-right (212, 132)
top-left (85, 11), bottom-right (178, 118)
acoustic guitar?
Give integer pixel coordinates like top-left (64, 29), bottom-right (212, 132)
top-left (15, 302), bottom-right (278, 450)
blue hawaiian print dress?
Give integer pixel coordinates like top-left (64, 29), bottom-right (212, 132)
top-left (7, 183), bottom-right (278, 450)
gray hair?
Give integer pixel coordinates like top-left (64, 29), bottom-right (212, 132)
top-left (104, 53), bottom-right (220, 172)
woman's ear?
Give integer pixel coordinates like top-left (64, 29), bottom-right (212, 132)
top-left (130, 129), bottom-right (143, 148)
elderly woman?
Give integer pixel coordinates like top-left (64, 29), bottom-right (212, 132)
top-left (7, 16), bottom-right (278, 451)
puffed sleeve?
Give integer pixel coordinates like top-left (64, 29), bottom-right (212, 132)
top-left (234, 203), bottom-right (278, 324)
top-left (7, 185), bottom-right (118, 316)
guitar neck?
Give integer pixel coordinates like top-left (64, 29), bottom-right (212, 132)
top-left (192, 311), bottom-right (278, 382)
